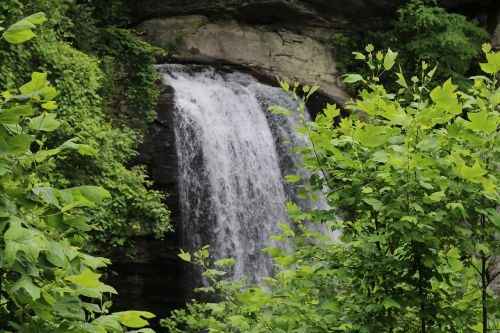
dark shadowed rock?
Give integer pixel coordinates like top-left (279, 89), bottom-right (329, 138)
top-left (131, 0), bottom-right (404, 28)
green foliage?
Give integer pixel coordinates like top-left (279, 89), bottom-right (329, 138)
top-left (97, 27), bottom-right (166, 132)
top-left (0, 1), bottom-right (171, 254)
top-left (0, 16), bottom-right (155, 332)
top-left (164, 47), bottom-right (499, 332)
top-left (163, 34), bottom-right (185, 55)
top-left (331, 0), bottom-right (489, 90)
top-left (392, 0), bottom-right (488, 85)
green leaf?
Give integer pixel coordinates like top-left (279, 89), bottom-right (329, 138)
top-left (29, 113), bottom-right (60, 132)
top-left (430, 78), bottom-right (457, 105)
top-left (352, 51), bottom-right (365, 60)
top-left (306, 84), bottom-right (320, 99)
top-left (64, 216), bottom-right (92, 231)
top-left (459, 162), bottom-right (487, 183)
top-left (463, 110), bottom-right (497, 132)
top-left (279, 223), bottom-right (295, 236)
top-left (214, 258), bottom-right (236, 268)
top-left (382, 297), bottom-right (401, 309)
top-left (479, 51), bottom-right (500, 74)
top-left (268, 105), bottom-right (291, 115)
top-left (354, 124), bottom-right (394, 147)
top-left (279, 80), bottom-right (289, 92)
top-left (0, 105), bottom-right (33, 123)
top-left (46, 241), bottom-right (67, 267)
top-left (11, 275), bottom-right (41, 301)
top-left (343, 74), bottom-right (365, 84)
top-left (395, 71), bottom-right (408, 88)
top-left (0, 133), bottom-right (34, 154)
top-left (80, 253), bottom-right (111, 270)
top-left (228, 315), bottom-right (250, 330)
top-left (32, 187), bottom-right (60, 207)
top-left (2, 19), bottom-right (36, 44)
top-left (66, 269), bottom-right (102, 288)
top-left (4, 225), bottom-right (49, 266)
top-left (20, 72), bottom-right (47, 95)
top-left (383, 48), bottom-right (398, 70)
top-left (0, 162), bottom-right (12, 176)
top-left (25, 12), bottom-right (47, 25)
top-left (92, 315), bottom-right (122, 332)
top-left (481, 43), bottom-right (491, 53)
top-left (41, 101), bottom-right (57, 110)
top-left (178, 251), bottom-right (191, 262)
top-left (285, 175), bottom-right (301, 183)
top-left (424, 191), bottom-right (446, 203)
top-left (470, 323), bottom-right (483, 333)
top-left (363, 198), bottom-right (383, 210)
top-left (427, 65), bottom-right (438, 78)
top-left (323, 103), bottom-right (340, 119)
top-left (116, 311), bottom-right (155, 328)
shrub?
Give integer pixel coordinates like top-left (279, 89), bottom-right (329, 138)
top-left (0, 1), bottom-right (171, 254)
top-left (331, 0), bottom-right (489, 90)
top-left (0, 14), bottom-right (155, 331)
top-left (164, 46), bottom-right (499, 332)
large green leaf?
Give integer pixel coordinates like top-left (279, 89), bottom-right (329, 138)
top-left (0, 105), bottom-right (33, 123)
top-left (383, 48), bottom-right (398, 70)
top-left (29, 113), bottom-right (60, 132)
top-left (2, 19), bottom-right (35, 44)
top-left (66, 269), bottom-right (102, 288)
top-left (2, 13), bottom-right (46, 44)
top-left (479, 51), bottom-right (500, 74)
top-left (463, 111), bottom-right (497, 132)
top-left (459, 162), bottom-right (487, 183)
top-left (4, 225), bottom-right (49, 266)
top-left (32, 187), bottom-right (60, 207)
top-left (11, 275), bottom-right (41, 301)
top-left (25, 12), bottom-right (48, 25)
top-left (115, 311), bottom-right (155, 328)
top-left (354, 124), bottom-right (396, 147)
top-left (343, 74), bottom-right (365, 83)
top-left (0, 132), bottom-right (33, 154)
top-left (20, 72), bottom-right (47, 94)
top-left (430, 79), bottom-right (457, 105)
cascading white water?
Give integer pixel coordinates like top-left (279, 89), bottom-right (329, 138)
top-left (159, 64), bottom-right (330, 281)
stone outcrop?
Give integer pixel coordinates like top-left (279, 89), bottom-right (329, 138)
top-left (139, 15), bottom-right (349, 103)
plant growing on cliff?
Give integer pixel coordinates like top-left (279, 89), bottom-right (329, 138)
top-left (163, 46), bottom-right (499, 332)
top-left (331, 0), bottom-right (489, 90)
top-left (0, 1), bottom-right (171, 254)
top-left (0, 14), bottom-right (156, 331)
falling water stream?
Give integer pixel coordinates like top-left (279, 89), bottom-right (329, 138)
top-left (159, 64), bottom-right (331, 281)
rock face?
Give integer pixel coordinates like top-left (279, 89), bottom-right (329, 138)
top-left (107, 85), bottom-right (190, 326)
top-left (131, 0), bottom-right (490, 29)
top-left (132, 0), bottom-right (403, 28)
top-left (139, 16), bottom-right (349, 103)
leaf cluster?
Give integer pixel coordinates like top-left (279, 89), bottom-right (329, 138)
top-left (165, 47), bottom-right (499, 332)
top-left (0, 16), bottom-right (156, 332)
top-left (330, 0), bottom-right (489, 91)
top-left (0, 1), bottom-right (171, 254)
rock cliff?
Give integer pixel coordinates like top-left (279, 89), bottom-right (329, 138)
top-left (139, 15), bottom-right (349, 103)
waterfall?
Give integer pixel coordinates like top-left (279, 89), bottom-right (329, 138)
top-left (159, 64), bottom-right (330, 281)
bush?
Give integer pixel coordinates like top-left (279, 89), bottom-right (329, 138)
top-left (164, 46), bottom-right (499, 332)
top-left (0, 1), bottom-right (171, 254)
top-left (331, 0), bottom-right (489, 90)
top-left (0, 14), bottom-right (155, 331)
